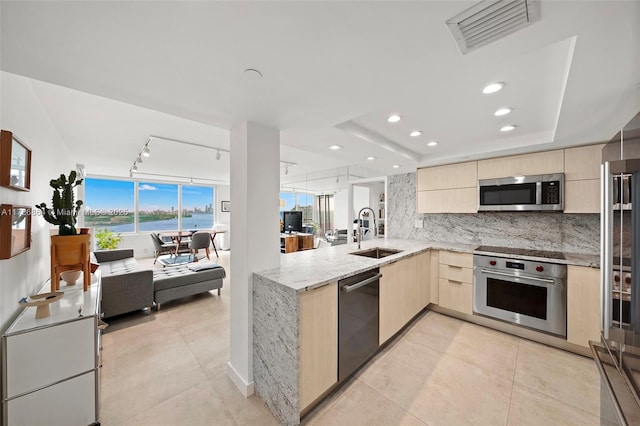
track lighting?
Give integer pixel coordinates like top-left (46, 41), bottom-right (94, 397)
top-left (189, 178), bottom-right (193, 184)
top-left (132, 163), bottom-right (138, 171)
top-left (142, 146), bottom-right (150, 157)
top-left (129, 170), bottom-right (133, 178)
top-left (285, 166), bottom-right (289, 175)
top-left (336, 176), bottom-right (340, 183)
top-left (216, 150), bottom-right (221, 160)
top-left (137, 155), bottom-right (143, 163)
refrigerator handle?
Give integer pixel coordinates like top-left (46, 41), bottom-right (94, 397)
top-left (602, 162), bottom-right (613, 339)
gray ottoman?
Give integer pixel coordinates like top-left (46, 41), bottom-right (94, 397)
top-left (152, 263), bottom-right (225, 309)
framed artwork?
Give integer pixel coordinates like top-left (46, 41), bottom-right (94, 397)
top-left (0, 130), bottom-right (32, 191)
top-left (221, 201), bottom-right (231, 212)
top-left (0, 204), bottom-right (32, 259)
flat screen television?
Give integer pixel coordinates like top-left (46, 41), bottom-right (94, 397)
top-left (283, 211), bottom-right (303, 233)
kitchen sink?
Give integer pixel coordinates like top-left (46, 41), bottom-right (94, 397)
top-left (349, 247), bottom-right (403, 259)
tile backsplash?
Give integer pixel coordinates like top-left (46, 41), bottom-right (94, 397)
top-left (388, 173), bottom-right (600, 255)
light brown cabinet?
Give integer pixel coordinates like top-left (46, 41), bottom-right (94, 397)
top-left (379, 251), bottom-right (430, 345)
top-left (416, 161), bottom-right (477, 214)
top-left (429, 250), bottom-right (439, 304)
top-left (477, 150), bottom-right (564, 180)
top-left (567, 266), bottom-right (601, 348)
top-left (299, 282), bottom-right (337, 412)
top-left (438, 251), bottom-right (474, 315)
top-left (563, 144), bottom-right (604, 213)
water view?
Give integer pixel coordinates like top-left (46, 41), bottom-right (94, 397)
top-left (95, 213), bottom-right (214, 233)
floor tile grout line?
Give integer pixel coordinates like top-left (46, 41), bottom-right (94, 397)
top-left (504, 337), bottom-right (521, 426)
top-left (358, 379), bottom-right (431, 426)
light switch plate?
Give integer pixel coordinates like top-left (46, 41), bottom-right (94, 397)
top-left (414, 219), bottom-right (424, 228)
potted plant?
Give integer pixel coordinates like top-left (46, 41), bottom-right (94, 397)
top-left (36, 170), bottom-right (91, 291)
top-left (95, 227), bottom-right (123, 250)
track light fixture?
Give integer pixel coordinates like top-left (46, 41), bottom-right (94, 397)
top-left (336, 175), bottom-right (340, 183)
top-left (137, 155), bottom-right (143, 163)
top-left (216, 150), bottom-right (221, 160)
top-left (142, 146), bottom-right (150, 157)
top-left (285, 166), bottom-right (289, 175)
top-left (132, 163), bottom-right (138, 172)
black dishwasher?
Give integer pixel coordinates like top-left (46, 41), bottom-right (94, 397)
top-left (338, 268), bottom-right (381, 382)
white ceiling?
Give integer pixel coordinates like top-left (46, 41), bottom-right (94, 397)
top-left (1, 1), bottom-right (639, 192)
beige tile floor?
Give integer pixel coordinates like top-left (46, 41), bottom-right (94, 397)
top-left (100, 252), bottom-right (611, 426)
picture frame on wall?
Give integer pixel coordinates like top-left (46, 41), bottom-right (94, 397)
top-left (0, 130), bottom-right (32, 191)
top-left (221, 201), bottom-right (231, 212)
top-left (0, 204), bottom-right (32, 259)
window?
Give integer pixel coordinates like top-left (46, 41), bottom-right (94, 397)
top-left (280, 191), bottom-right (314, 223)
top-left (83, 178), bottom-right (134, 232)
top-left (181, 186), bottom-right (214, 230)
top-left (138, 182), bottom-right (179, 231)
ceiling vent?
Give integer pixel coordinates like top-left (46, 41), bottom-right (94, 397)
top-left (446, 0), bottom-right (540, 54)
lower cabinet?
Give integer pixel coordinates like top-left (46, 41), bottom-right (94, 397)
top-left (379, 251), bottom-right (430, 345)
top-left (438, 251), bottom-right (474, 315)
top-left (299, 282), bottom-right (337, 412)
top-left (567, 265), bottom-right (601, 347)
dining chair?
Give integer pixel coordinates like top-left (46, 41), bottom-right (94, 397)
top-left (150, 233), bottom-right (178, 264)
top-left (188, 231), bottom-right (211, 262)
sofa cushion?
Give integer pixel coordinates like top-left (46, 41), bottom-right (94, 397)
top-left (99, 257), bottom-right (143, 276)
top-left (153, 265), bottom-right (226, 291)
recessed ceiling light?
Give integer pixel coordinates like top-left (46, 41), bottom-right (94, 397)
top-left (494, 108), bottom-right (512, 116)
top-left (392, 164), bottom-right (401, 169)
top-left (328, 145), bottom-right (343, 150)
top-left (387, 115), bottom-right (402, 123)
top-left (482, 82), bottom-right (504, 94)
top-left (366, 156), bottom-right (377, 160)
top-left (427, 141), bottom-right (439, 147)
top-left (409, 130), bottom-right (422, 137)
top-left (500, 125), bottom-right (516, 132)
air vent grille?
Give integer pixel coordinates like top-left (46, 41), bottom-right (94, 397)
top-left (447, 0), bottom-right (540, 54)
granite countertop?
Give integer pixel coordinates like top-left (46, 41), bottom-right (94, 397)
top-left (254, 238), bottom-right (600, 292)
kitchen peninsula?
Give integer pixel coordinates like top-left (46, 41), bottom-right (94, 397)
top-left (253, 239), bottom-right (600, 425)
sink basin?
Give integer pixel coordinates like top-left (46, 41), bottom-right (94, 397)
top-left (350, 247), bottom-right (403, 259)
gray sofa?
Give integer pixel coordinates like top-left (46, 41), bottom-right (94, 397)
top-left (93, 249), bottom-right (225, 317)
top-left (93, 249), bottom-right (154, 318)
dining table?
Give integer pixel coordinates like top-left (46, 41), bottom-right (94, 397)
top-left (158, 229), bottom-right (226, 258)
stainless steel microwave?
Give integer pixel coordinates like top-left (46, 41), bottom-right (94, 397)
top-left (478, 174), bottom-right (564, 212)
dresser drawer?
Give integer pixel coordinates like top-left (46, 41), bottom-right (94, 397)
top-left (439, 251), bottom-right (473, 269)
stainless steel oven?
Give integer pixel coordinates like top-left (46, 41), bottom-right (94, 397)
top-left (473, 254), bottom-right (567, 337)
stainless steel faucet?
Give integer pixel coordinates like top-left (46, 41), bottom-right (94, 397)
top-left (357, 207), bottom-right (377, 249)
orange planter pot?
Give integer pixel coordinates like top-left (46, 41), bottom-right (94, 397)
top-left (50, 234), bottom-right (91, 291)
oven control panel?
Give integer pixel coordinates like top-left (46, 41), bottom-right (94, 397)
top-left (473, 254), bottom-right (567, 279)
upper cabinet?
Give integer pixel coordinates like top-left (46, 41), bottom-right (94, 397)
top-left (477, 150), bottom-right (564, 180)
top-left (416, 161), bottom-right (477, 213)
top-left (564, 144), bottom-right (604, 213)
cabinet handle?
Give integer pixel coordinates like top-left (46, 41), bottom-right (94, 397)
top-left (341, 273), bottom-right (383, 293)
top-left (447, 264), bottom-right (463, 269)
top-left (448, 279), bottom-right (464, 284)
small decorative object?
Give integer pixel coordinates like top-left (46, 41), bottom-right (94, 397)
top-left (0, 130), bottom-right (31, 191)
top-left (80, 227), bottom-right (90, 234)
top-left (95, 227), bottom-right (123, 249)
top-left (19, 292), bottom-right (64, 319)
top-left (35, 170), bottom-right (84, 235)
top-left (60, 270), bottom-right (82, 286)
top-left (0, 204), bottom-right (32, 259)
top-left (221, 200), bottom-right (230, 212)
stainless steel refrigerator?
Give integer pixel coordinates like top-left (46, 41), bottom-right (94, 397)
top-left (595, 111), bottom-right (640, 425)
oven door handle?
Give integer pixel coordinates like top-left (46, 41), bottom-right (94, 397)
top-left (479, 269), bottom-right (555, 284)
top-left (341, 273), bottom-right (382, 293)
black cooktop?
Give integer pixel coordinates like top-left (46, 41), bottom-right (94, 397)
top-left (474, 245), bottom-right (566, 260)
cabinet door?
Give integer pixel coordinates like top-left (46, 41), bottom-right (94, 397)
top-left (379, 261), bottom-right (407, 345)
top-left (477, 150), bottom-right (564, 179)
top-left (415, 251), bottom-right (431, 312)
top-left (564, 144), bottom-right (604, 181)
top-left (567, 266), bottom-right (601, 348)
top-left (430, 250), bottom-right (439, 304)
top-left (299, 282), bottom-right (337, 412)
top-left (7, 371), bottom-right (96, 426)
top-left (417, 188), bottom-right (477, 213)
top-left (417, 161), bottom-right (477, 190)
top-left (438, 278), bottom-right (473, 315)
top-left (564, 180), bottom-right (600, 213)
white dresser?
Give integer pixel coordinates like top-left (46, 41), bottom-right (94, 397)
top-left (2, 273), bottom-right (102, 426)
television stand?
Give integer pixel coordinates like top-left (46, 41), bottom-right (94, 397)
top-left (280, 233), bottom-right (314, 254)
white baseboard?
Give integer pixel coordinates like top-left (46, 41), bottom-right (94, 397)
top-left (226, 361), bottom-right (255, 397)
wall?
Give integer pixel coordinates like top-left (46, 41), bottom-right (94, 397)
top-left (388, 172), bottom-right (600, 255)
top-left (0, 72), bottom-right (75, 331)
top-left (333, 189), bottom-right (348, 230)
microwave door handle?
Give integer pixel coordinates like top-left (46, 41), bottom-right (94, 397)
top-left (601, 163), bottom-right (613, 339)
top-left (479, 269), bottom-right (555, 284)
top-left (623, 176), bottom-right (630, 205)
top-left (536, 181), bottom-right (542, 205)
top-left (613, 176), bottom-right (620, 208)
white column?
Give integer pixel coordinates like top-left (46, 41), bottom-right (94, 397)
top-left (227, 121), bottom-right (280, 396)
